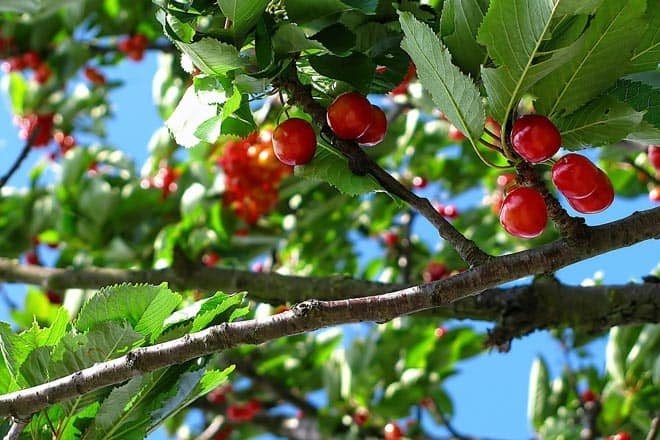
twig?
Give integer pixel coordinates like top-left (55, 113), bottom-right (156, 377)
top-left (3, 417), bottom-right (29, 440)
top-left (647, 415), bottom-right (660, 440)
top-left (624, 158), bottom-right (660, 185)
top-left (400, 210), bottom-right (415, 284)
top-left (0, 128), bottom-right (38, 190)
top-left (274, 67), bottom-right (490, 267)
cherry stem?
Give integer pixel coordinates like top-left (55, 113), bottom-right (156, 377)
top-left (483, 126), bottom-right (500, 140)
top-left (471, 143), bottom-right (511, 170)
top-left (516, 162), bottom-right (586, 239)
top-left (0, 127), bottom-right (39, 191)
top-left (479, 137), bottom-right (503, 153)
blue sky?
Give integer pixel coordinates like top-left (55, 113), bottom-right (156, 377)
top-left (0, 52), bottom-right (658, 439)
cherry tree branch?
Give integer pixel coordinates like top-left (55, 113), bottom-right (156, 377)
top-left (0, 129), bottom-right (38, 191)
top-left (0, 207), bottom-right (658, 418)
top-left (274, 68), bottom-right (490, 267)
top-left (3, 418), bottom-right (28, 440)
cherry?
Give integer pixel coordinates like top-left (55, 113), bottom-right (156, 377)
top-left (511, 115), bottom-right (561, 163)
top-left (207, 383), bottom-right (233, 404)
top-left (499, 187), bottom-right (547, 238)
top-left (580, 389), bottom-right (597, 403)
top-left (213, 426), bottom-right (233, 440)
top-left (434, 326), bottom-right (447, 338)
top-left (496, 173), bottom-right (515, 189)
top-left (17, 113), bottom-right (54, 147)
top-left (448, 124), bottom-right (465, 142)
top-left (357, 105), bottom-right (388, 146)
top-left (25, 250), bottom-right (40, 265)
top-left (45, 291), bottom-right (63, 305)
top-left (22, 51), bottom-right (41, 69)
top-left (353, 407), bottom-right (369, 426)
top-left (610, 433), bottom-right (630, 440)
top-left (33, 63), bottom-right (51, 84)
top-left (552, 153), bottom-right (600, 199)
top-left (650, 186), bottom-right (660, 203)
top-left (326, 92), bottom-right (373, 139)
top-left (566, 170), bottom-right (613, 214)
top-left (202, 251), bottom-right (222, 267)
top-left (490, 191), bottom-right (504, 215)
top-left (648, 145), bottom-right (660, 170)
top-left (384, 421), bottom-right (403, 440)
top-left (273, 304), bottom-right (290, 314)
top-left (54, 131), bottom-right (76, 154)
top-left (485, 116), bottom-right (501, 139)
top-left (84, 66), bottom-right (106, 86)
top-left (423, 261), bottom-right (448, 282)
top-left (1, 56), bottom-right (26, 72)
top-left (390, 63), bottom-right (416, 95)
top-left (118, 34), bottom-right (148, 61)
top-left (412, 176), bottom-right (428, 189)
top-left (441, 204), bottom-right (459, 219)
top-left (272, 118), bottom-right (317, 165)
top-left (382, 231), bottom-right (399, 247)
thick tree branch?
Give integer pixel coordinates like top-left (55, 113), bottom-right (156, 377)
top-left (274, 68), bottom-right (490, 267)
top-left (0, 207), bottom-right (658, 418)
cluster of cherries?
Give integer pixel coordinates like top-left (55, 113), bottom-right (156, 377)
top-left (117, 33), bottom-right (149, 62)
top-left (498, 114), bottom-right (614, 239)
top-left (218, 130), bottom-right (292, 224)
top-left (140, 165), bottom-right (181, 200)
top-left (272, 92), bottom-right (388, 167)
top-left (648, 145), bottom-right (660, 202)
top-left (207, 383), bottom-right (262, 425)
top-left (1, 47), bottom-right (51, 84)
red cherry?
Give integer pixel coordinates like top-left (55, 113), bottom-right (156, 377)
top-left (45, 290), bottom-right (63, 305)
top-left (442, 204), bottom-right (458, 219)
top-left (551, 153), bottom-right (601, 199)
top-left (326, 92), bottom-right (373, 139)
top-left (353, 407), bottom-right (369, 426)
top-left (131, 34), bottom-right (148, 50)
top-left (2, 56), bottom-right (26, 72)
top-left (566, 170), bottom-right (614, 214)
top-left (25, 251), bottom-right (40, 265)
top-left (496, 173), bottom-right (515, 189)
top-left (273, 304), bottom-right (290, 314)
top-left (511, 115), bottom-right (561, 163)
top-left (84, 66), bottom-right (106, 86)
top-left (423, 261), bottom-right (448, 282)
top-left (614, 433), bottom-right (631, 440)
top-left (213, 426), bottom-right (233, 440)
top-left (434, 326), bottom-right (447, 338)
top-left (580, 389), bottom-right (597, 403)
top-left (650, 186), bottom-right (660, 203)
top-left (384, 421), bottom-right (403, 440)
top-left (357, 105), bottom-right (388, 146)
top-left (202, 252), bottom-right (222, 267)
top-left (648, 145), bottom-right (660, 170)
top-left (390, 63), bottom-right (416, 95)
top-left (499, 187), bottom-right (547, 238)
top-left (485, 116), bottom-right (501, 139)
top-left (412, 176), bottom-right (428, 189)
top-left (272, 118), bottom-right (317, 165)
top-left (382, 231), bottom-right (399, 247)
top-left (22, 51), bottom-right (41, 69)
top-left (17, 113), bottom-right (54, 147)
top-left (33, 63), bottom-right (51, 84)
top-left (490, 191), bottom-right (504, 215)
top-left (227, 404), bottom-right (253, 422)
top-left (448, 124), bottom-right (465, 142)
top-left (247, 399), bottom-right (262, 414)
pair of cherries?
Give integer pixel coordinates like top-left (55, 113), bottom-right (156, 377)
top-left (272, 92), bottom-right (388, 166)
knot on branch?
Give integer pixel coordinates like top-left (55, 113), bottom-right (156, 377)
top-left (293, 299), bottom-right (322, 318)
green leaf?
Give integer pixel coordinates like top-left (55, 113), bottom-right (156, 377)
top-left (440, 0), bottom-right (488, 78)
top-left (0, 323), bottom-right (33, 385)
top-left (527, 356), bottom-right (551, 429)
top-left (149, 365), bottom-right (234, 430)
top-left (191, 292), bottom-right (246, 332)
top-left (0, 0), bottom-right (39, 13)
top-left (626, 324), bottom-right (660, 378)
top-left (295, 148), bottom-right (381, 196)
top-left (3, 72), bottom-right (27, 115)
top-left (174, 38), bottom-right (244, 76)
top-left (76, 283), bottom-right (181, 342)
top-left (629, 5), bottom-right (660, 73)
top-left (556, 96), bottom-right (645, 149)
top-left (167, 86), bottom-right (218, 148)
top-left (626, 120), bottom-right (660, 144)
top-left (309, 52), bottom-right (375, 94)
top-left (86, 376), bottom-right (148, 440)
top-left (285, 0), bottom-right (351, 24)
top-left (533, 0), bottom-right (647, 116)
top-left (272, 24), bottom-right (326, 54)
top-left (217, 0), bottom-right (269, 42)
top-left (78, 179), bottom-right (120, 227)
top-left (607, 78), bottom-right (660, 127)
top-left (477, 0), bottom-right (581, 122)
top-left (606, 326), bottom-right (629, 385)
top-left (399, 11), bottom-right (485, 149)
top-left (311, 23), bottom-right (356, 55)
